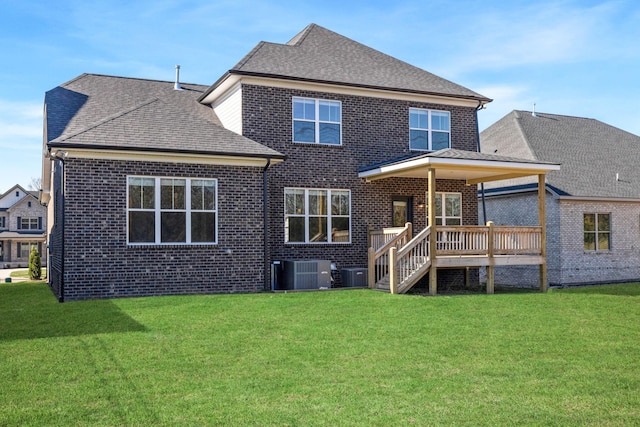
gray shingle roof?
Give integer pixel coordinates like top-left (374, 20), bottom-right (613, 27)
top-left (46, 74), bottom-right (284, 159)
top-left (208, 24), bottom-right (490, 102)
top-left (481, 110), bottom-right (640, 198)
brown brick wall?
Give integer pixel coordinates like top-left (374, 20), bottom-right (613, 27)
top-left (56, 158), bottom-right (266, 300)
top-left (244, 85), bottom-right (480, 286)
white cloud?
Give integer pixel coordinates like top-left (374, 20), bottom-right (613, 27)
top-left (0, 100), bottom-right (42, 144)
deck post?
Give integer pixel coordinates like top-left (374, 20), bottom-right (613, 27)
top-left (368, 247), bottom-right (375, 289)
top-left (389, 246), bottom-right (398, 294)
top-left (538, 174), bottom-right (548, 292)
top-left (428, 168), bottom-right (437, 296)
top-left (486, 221), bottom-right (495, 294)
top-left (406, 222), bottom-right (413, 240)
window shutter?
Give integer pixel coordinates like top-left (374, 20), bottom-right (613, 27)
top-left (17, 217), bottom-right (21, 229)
top-left (38, 217), bottom-right (42, 230)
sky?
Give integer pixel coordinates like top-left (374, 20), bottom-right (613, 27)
top-left (1, 0), bottom-right (639, 194)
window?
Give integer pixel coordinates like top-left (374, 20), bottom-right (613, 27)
top-left (20, 217), bottom-right (40, 230)
top-left (427, 192), bottom-right (461, 226)
top-left (409, 108), bottom-right (450, 151)
top-left (19, 242), bottom-right (38, 259)
top-left (584, 213), bottom-right (610, 251)
top-left (285, 188), bottom-right (350, 243)
top-left (127, 177), bottom-right (217, 245)
top-left (0, 216), bottom-right (5, 229)
top-left (293, 97), bottom-right (341, 145)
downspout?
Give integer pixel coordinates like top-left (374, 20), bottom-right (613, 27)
top-left (476, 102), bottom-right (487, 225)
top-left (53, 153), bottom-right (66, 302)
top-left (262, 158), bottom-right (271, 291)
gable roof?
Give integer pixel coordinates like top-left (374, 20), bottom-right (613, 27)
top-left (45, 74), bottom-right (285, 160)
top-left (200, 24), bottom-right (490, 103)
top-left (0, 184), bottom-right (35, 210)
top-left (481, 110), bottom-right (640, 199)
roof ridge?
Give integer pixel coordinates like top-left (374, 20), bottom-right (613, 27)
top-left (233, 41), bottom-right (267, 70)
top-left (52, 98), bottom-right (161, 143)
top-left (511, 110), bottom-right (539, 161)
top-left (64, 73), bottom-right (207, 88)
top-left (286, 23), bottom-right (317, 45)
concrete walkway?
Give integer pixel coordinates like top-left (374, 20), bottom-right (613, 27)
top-left (0, 268), bottom-right (30, 282)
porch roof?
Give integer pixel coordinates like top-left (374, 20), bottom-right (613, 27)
top-left (358, 149), bottom-right (560, 184)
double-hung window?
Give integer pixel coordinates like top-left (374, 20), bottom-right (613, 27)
top-left (427, 192), bottom-right (462, 226)
top-left (584, 213), bottom-right (610, 251)
top-left (20, 217), bottom-right (40, 230)
top-left (128, 177), bottom-right (217, 245)
top-left (293, 97), bottom-right (341, 145)
top-left (285, 188), bottom-right (350, 243)
top-left (409, 108), bottom-right (451, 151)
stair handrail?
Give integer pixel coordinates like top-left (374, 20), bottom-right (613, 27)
top-left (368, 222), bottom-right (412, 288)
top-left (391, 225), bottom-right (432, 294)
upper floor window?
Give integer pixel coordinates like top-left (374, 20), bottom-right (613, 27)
top-left (427, 192), bottom-right (461, 226)
top-left (584, 213), bottom-right (610, 251)
top-left (409, 108), bottom-right (450, 151)
top-left (292, 97), bottom-right (341, 145)
top-left (0, 216), bottom-right (6, 228)
top-left (285, 188), bottom-right (350, 243)
top-left (127, 176), bottom-right (217, 245)
top-left (20, 217), bottom-right (41, 230)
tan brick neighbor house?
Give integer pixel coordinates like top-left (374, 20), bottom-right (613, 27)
top-left (481, 110), bottom-right (640, 287)
top-left (0, 184), bottom-right (47, 268)
top-left (41, 24), bottom-right (558, 301)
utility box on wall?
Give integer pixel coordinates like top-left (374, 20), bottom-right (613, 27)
top-left (283, 260), bottom-right (332, 290)
top-left (341, 267), bottom-right (368, 287)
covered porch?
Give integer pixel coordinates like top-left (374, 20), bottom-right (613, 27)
top-left (359, 149), bottom-right (560, 295)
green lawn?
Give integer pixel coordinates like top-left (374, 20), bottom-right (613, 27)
top-left (1, 282), bottom-right (639, 426)
top-left (9, 268), bottom-right (47, 279)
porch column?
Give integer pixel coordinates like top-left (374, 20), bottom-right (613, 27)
top-left (428, 167), bottom-right (437, 296)
top-left (538, 174), bottom-right (548, 292)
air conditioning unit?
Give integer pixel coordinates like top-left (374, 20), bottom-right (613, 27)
top-left (283, 260), bottom-right (332, 290)
top-left (341, 267), bottom-right (368, 287)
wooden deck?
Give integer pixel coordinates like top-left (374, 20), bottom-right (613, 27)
top-left (368, 223), bottom-right (545, 294)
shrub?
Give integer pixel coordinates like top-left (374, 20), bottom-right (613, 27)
top-left (28, 246), bottom-right (42, 280)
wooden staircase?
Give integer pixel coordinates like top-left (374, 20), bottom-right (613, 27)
top-left (368, 224), bottom-right (432, 294)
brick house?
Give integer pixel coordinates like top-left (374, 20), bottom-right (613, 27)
top-left (480, 110), bottom-right (640, 286)
top-left (42, 24), bottom-right (558, 301)
top-left (0, 184), bottom-right (47, 268)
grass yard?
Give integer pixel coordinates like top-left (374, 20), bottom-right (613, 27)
top-left (1, 282), bottom-right (639, 426)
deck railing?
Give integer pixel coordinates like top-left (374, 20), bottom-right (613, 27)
top-left (368, 222), bottom-right (543, 293)
top-left (367, 223), bottom-right (412, 288)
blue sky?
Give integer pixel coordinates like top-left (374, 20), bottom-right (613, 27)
top-left (1, 0), bottom-right (639, 194)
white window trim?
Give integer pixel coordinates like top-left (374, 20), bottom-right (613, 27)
top-left (127, 176), bottom-right (218, 246)
top-left (409, 108), bottom-right (451, 151)
top-left (584, 212), bottom-right (611, 251)
top-left (292, 97), bottom-right (342, 145)
top-left (284, 188), bottom-right (351, 244)
top-left (21, 217), bottom-right (39, 230)
top-left (426, 192), bottom-right (462, 226)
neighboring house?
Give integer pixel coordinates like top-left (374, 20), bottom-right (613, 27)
top-left (0, 184), bottom-right (47, 268)
top-left (480, 110), bottom-right (640, 287)
top-left (42, 24), bottom-right (557, 301)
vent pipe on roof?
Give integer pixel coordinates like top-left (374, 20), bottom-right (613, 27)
top-left (532, 103), bottom-right (537, 117)
top-left (174, 65), bottom-right (183, 90)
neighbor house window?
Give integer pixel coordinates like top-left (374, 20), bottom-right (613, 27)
top-left (0, 216), bottom-right (5, 228)
top-left (127, 177), bottom-right (217, 245)
top-left (427, 192), bottom-right (461, 225)
top-left (19, 217), bottom-right (40, 230)
top-left (409, 108), bottom-right (450, 151)
top-left (293, 97), bottom-right (341, 145)
top-left (584, 213), bottom-right (610, 251)
top-left (285, 188), bottom-right (350, 243)
top-left (18, 242), bottom-right (38, 259)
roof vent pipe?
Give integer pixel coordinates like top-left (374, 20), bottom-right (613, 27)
top-left (174, 65), bottom-right (183, 90)
top-left (532, 103), bottom-right (537, 117)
